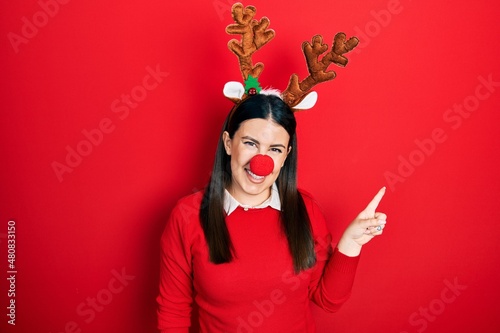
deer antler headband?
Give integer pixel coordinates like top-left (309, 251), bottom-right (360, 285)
top-left (223, 3), bottom-right (359, 111)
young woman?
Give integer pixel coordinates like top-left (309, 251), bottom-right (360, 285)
top-left (157, 93), bottom-right (387, 332)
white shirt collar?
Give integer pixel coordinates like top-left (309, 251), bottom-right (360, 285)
top-left (223, 183), bottom-right (281, 215)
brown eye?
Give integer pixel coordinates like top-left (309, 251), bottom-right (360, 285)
top-left (244, 141), bottom-right (257, 147)
top-left (270, 148), bottom-right (283, 154)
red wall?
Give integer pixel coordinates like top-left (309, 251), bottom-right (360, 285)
top-left (1, 1), bottom-right (500, 332)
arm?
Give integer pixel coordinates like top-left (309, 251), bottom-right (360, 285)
top-left (308, 188), bottom-right (387, 311)
top-left (307, 200), bottom-right (360, 312)
top-left (337, 187), bottom-right (387, 256)
top-left (157, 203), bottom-right (194, 333)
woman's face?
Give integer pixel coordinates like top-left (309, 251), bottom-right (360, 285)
top-left (223, 118), bottom-right (291, 206)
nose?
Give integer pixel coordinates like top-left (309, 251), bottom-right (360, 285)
top-left (249, 154), bottom-right (274, 176)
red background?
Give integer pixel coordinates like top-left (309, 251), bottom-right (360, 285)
top-left (1, 0), bottom-right (500, 332)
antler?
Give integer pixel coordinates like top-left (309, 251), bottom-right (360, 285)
top-left (282, 33), bottom-right (359, 108)
top-left (226, 3), bottom-right (275, 81)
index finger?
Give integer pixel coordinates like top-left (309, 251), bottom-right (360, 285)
top-left (363, 187), bottom-right (386, 215)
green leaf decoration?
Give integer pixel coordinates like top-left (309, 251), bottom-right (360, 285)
top-left (244, 75), bottom-right (262, 94)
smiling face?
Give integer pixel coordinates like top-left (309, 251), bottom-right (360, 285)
top-left (223, 118), bottom-right (291, 206)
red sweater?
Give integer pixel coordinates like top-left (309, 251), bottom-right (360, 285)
top-left (157, 190), bottom-right (360, 333)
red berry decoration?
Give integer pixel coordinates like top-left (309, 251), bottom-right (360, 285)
top-left (249, 154), bottom-right (274, 176)
top-left (248, 87), bottom-right (257, 95)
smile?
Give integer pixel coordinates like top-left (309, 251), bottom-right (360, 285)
top-left (246, 168), bottom-right (265, 180)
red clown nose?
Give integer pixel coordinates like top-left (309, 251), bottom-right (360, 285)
top-left (249, 154), bottom-right (274, 177)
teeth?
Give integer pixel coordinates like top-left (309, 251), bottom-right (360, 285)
top-left (247, 169), bottom-right (264, 180)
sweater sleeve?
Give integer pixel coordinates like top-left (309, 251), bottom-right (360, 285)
top-left (156, 201), bottom-right (195, 333)
top-left (306, 195), bottom-right (360, 312)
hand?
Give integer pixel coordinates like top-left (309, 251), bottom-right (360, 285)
top-left (337, 187), bottom-right (387, 256)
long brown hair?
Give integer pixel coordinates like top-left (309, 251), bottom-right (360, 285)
top-left (200, 94), bottom-right (316, 273)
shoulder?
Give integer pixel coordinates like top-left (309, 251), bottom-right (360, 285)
top-left (298, 188), bottom-right (315, 202)
top-left (298, 188), bottom-right (329, 229)
top-left (168, 190), bottom-right (204, 227)
top-left (298, 188), bottom-right (323, 213)
top-left (174, 190), bottom-right (204, 211)
top-left (162, 190), bottom-right (205, 245)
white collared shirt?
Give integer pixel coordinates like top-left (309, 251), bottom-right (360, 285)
top-left (223, 183), bottom-right (281, 215)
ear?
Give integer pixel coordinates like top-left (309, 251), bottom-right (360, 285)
top-left (223, 81), bottom-right (245, 103)
top-left (282, 146), bottom-right (292, 167)
top-left (292, 91), bottom-right (318, 110)
top-left (222, 131), bottom-right (232, 155)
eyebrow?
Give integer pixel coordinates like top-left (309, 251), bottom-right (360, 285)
top-left (241, 136), bottom-right (287, 149)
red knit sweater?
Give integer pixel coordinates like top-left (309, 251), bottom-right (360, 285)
top-left (157, 190), bottom-right (360, 333)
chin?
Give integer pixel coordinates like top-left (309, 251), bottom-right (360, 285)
top-left (236, 174), bottom-right (275, 196)
top-left (240, 182), bottom-right (271, 195)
